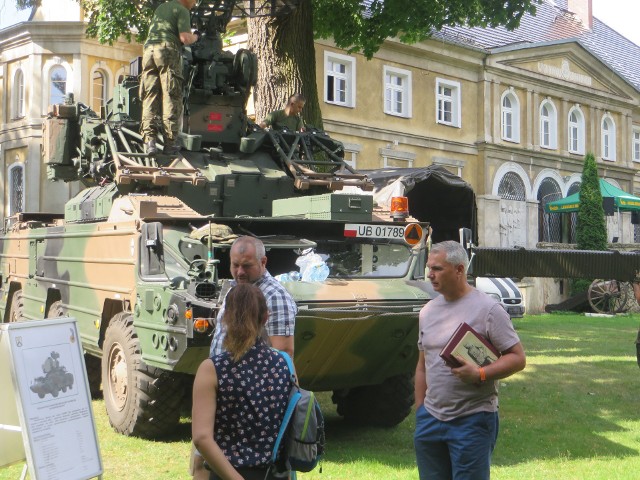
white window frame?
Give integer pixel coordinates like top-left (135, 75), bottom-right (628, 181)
top-left (380, 147), bottom-right (416, 168)
top-left (435, 78), bottom-right (461, 128)
top-left (42, 58), bottom-right (74, 113)
top-left (8, 162), bottom-right (25, 217)
top-left (342, 142), bottom-right (362, 169)
top-left (500, 89), bottom-right (520, 143)
top-left (568, 106), bottom-right (585, 155)
top-left (49, 65), bottom-right (68, 106)
top-left (13, 68), bottom-right (25, 119)
top-left (383, 66), bottom-right (412, 118)
top-left (633, 128), bottom-right (640, 163)
top-left (539, 99), bottom-right (557, 149)
top-left (90, 65), bottom-right (112, 117)
top-left (324, 51), bottom-right (356, 108)
top-left (601, 113), bottom-right (616, 161)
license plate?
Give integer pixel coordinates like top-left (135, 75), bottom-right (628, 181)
top-left (344, 223), bottom-right (423, 245)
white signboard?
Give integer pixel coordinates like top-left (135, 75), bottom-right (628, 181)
top-left (0, 318), bottom-right (102, 479)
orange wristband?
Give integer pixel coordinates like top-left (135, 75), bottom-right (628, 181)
top-left (479, 367), bottom-right (486, 383)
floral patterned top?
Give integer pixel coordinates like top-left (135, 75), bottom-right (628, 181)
top-left (212, 339), bottom-right (292, 468)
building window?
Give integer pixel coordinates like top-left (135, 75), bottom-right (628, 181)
top-left (13, 68), bottom-right (25, 119)
top-left (601, 114), bottom-right (616, 161)
top-left (538, 177), bottom-right (563, 243)
top-left (49, 65), bottom-right (67, 106)
top-left (379, 147), bottom-right (416, 168)
top-left (91, 70), bottom-right (107, 116)
top-left (633, 128), bottom-right (640, 163)
top-left (8, 162), bottom-right (25, 216)
top-left (568, 106), bottom-right (585, 155)
top-left (436, 78), bottom-right (461, 127)
top-left (342, 142), bottom-right (362, 169)
top-left (501, 89), bottom-right (520, 143)
top-left (383, 66), bottom-right (411, 118)
top-left (539, 99), bottom-right (557, 149)
top-left (324, 52), bottom-right (355, 107)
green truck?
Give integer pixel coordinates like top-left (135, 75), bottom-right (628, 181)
top-left (0, 4), bottom-right (434, 438)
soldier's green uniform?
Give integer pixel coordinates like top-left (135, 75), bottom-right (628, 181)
top-left (263, 109), bottom-right (304, 132)
top-left (140, 0), bottom-right (191, 151)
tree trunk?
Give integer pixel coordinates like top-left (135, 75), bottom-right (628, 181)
top-left (247, 0), bottom-right (322, 129)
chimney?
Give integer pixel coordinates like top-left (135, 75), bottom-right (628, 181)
top-left (567, 0), bottom-right (593, 29)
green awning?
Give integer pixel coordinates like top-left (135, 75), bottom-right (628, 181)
top-left (545, 179), bottom-right (640, 213)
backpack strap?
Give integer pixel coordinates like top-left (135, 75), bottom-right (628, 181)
top-left (269, 349), bottom-right (299, 464)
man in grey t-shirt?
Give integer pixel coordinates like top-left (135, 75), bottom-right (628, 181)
top-left (414, 241), bottom-right (526, 480)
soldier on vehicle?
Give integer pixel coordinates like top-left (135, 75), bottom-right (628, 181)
top-left (259, 93), bottom-right (306, 132)
top-left (140, 0), bottom-right (199, 155)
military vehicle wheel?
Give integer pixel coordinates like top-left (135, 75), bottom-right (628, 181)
top-left (102, 312), bottom-right (183, 438)
top-left (47, 300), bottom-right (68, 318)
top-left (335, 373), bottom-right (413, 427)
top-left (9, 290), bottom-right (24, 322)
top-left (588, 279), bottom-right (631, 314)
top-left (84, 354), bottom-right (103, 399)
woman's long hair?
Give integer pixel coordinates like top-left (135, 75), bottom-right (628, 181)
top-left (222, 283), bottom-right (268, 362)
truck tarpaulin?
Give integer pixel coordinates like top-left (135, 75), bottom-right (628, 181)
top-left (362, 166), bottom-right (477, 243)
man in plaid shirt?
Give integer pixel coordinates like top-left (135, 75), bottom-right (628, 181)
top-left (193, 236), bottom-right (297, 478)
top-left (209, 235), bottom-right (297, 358)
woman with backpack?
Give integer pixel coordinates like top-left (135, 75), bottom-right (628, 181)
top-left (192, 283), bottom-right (293, 480)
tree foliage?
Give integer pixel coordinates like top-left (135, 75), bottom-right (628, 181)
top-left (313, 0), bottom-right (540, 59)
top-left (79, 0), bottom-right (159, 44)
top-left (13, 0), bottom-right (540, 124)
top-left (15, 0), bottom-right (37, 9)
top-left (573, 152), bottom-right (608, 294)
top-left (576, 153), bottom-right (607, 251)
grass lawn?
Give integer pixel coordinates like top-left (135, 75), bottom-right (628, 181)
top-left (2, 313), bottom-right (639, 479)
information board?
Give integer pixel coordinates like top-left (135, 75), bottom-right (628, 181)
top-left (0, 318), bottom-right (103, 480)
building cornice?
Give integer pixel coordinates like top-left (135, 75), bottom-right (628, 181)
top-left (324, 119), bottom-right (478, 156)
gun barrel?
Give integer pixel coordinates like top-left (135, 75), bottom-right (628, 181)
top-left (470, 247), bottom-right (640, 282)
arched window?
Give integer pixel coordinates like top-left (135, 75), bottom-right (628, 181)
top-left (537, 178), bottom-right (562, 242)
top-left (501, 90), bottom-right (520, 143)
top-left (8, 162), bottom-right (25, 216)
top-left (497, 171), bottom-right (527, 248)
top-left (601, 114), bottom-right (616, 161)
top-left (13, 69), bottom-right (25, 119)
top-left (92, 70), bottom-right (107, 116)
top-left (568, 106), bottom-right (585, 155)
top-left (539, 99), bottom-right (557, 149)
top-left (50, 65), bottom-right (67, 106)
top-left (498, 172), bottom-right (526, 201)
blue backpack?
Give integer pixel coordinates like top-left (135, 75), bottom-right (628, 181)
top-left (268, 351), bottom-right (325, 478)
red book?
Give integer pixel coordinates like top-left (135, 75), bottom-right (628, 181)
top-left (439, 322), bottom-right (501, 368)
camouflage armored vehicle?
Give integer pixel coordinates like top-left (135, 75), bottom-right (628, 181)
top-left (0, 1), bottom-right (432, 437)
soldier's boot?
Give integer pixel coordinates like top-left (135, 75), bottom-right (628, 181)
top-left (163, 139), bottom-right (181, 155)
top-left (145, 138), bottom-right (158, 155)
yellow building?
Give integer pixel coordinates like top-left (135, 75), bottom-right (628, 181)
top-left (0, 0), bottom-right (141, 217)
top-left (314, 0), bottom-right (640, 253)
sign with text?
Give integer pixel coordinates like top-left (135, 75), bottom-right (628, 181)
top-left (1, 319), bottom-right (102, 480)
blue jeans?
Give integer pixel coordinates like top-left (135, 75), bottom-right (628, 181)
top-left (414, 405), bottom-right (499, 480)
